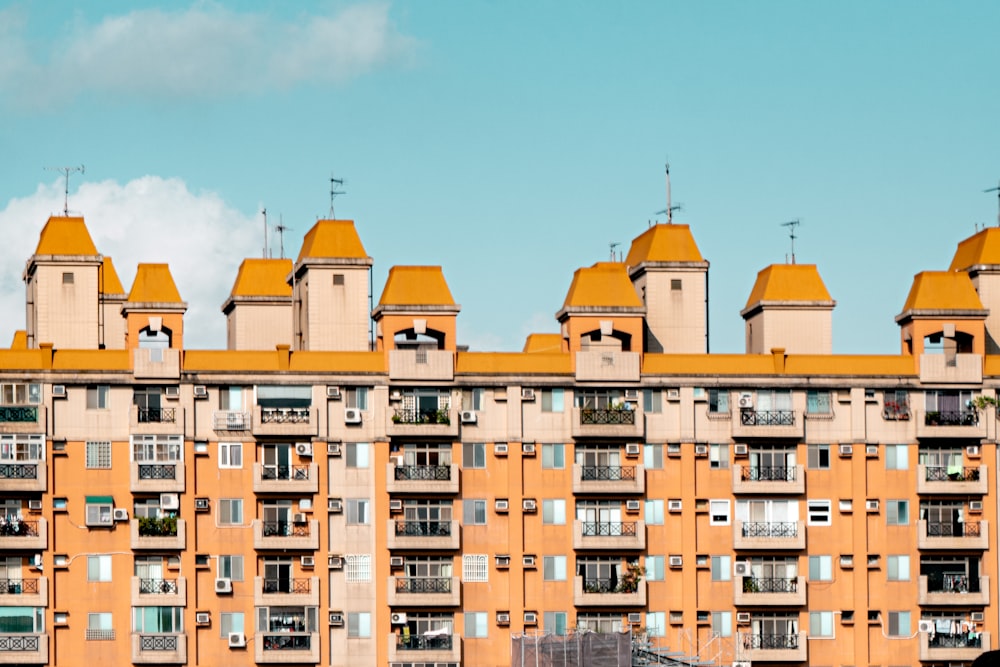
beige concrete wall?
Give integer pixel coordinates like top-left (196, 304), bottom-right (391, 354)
top-left (746, 308), bottom-right (833, 354)
top-left (299, 267), bottom-right (369, 351)
top-left (227, 304), bottom-right (293, 351)
top-left (29, 263), bottom-right (100, 349)
top-left (637, 269), bottom-right (707, 353)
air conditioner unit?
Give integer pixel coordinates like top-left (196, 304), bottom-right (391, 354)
top-left (521, 388), bottom-right (536, 401)
top-left (839, 444), bottom-right (854, 456)
top-left (390, 556), bottom-right (404, 569)
top-left (967, 445), bottom-right (981, 457)
top-left (667, 443), bottom-right (681, 456)
top-left (522, 443), bottom-right (536, 455)
top-left (329, 612), bottom-right (344, 626)
top-left (228, 632), bottom-right (246, 648)
top-left (668, 500), bottom-right (682, 512)
top-left (495, 499), bottom-right (509, 512)
top-left (866, 499), bottom-right (880, 512)
top-left (460, 410), bottom-right (478, 424)
top-left (736, 612), bottom-right (751, 624)
top-left (292, 513), bottom-right (307, 524)
top-left (160, 493), bottom-right (179, 510)
top-left (734, 561), bottom-right (750, 577)
top-left (215, 578), bottom-right (233, 594)
top-left (195, 612), bottom-right (210, 625)
top-left (694, 444), bottom-right (708, 456)
top-left (524, 612), bottom-right (538, 625)
top-left (970, 500), bottom-right (984, 512)
top-left (625, 443), bottom-right (641, 456)
top-left (328, 555), bottom-right (344, 570)
top-left (193, 385), bottom-right (208, 398)
top-left (326, 386), bottom-right (342, 399)
top-left (866, 444), bottom-right (878, 457)
top-left (344, 408), bottom-right (362, 424)
top-left (296, 443), bottom-right (313, 457)
top-left (523, 498), bottom-right (537, 512)
top-left (733, 443), bottom-right (749, 456)
top-left (389, 499), bottom-right (403, 512)
top-left (737, 393), bottom-right (754, 409)
top-left (495, 555), bottom-right (511, 568)
top-left (494, 443), bottom-right (508, 455)
top-left (918, 620), bottom-right (935, 633)
top-left (666, 388), bottom-right (681, 400)
top-left (327, 442), bottom-right (342, 456)
top-left (328, 498), bottom-right (343, 513)
top-left (523, 555), bottom-right (536, 567)
top-left (194, 498), bottom-right (210, 511)
top-left (389, 389), bottom-right (402, 401)
top-left (112, 508), bottom-right (129, 522)
top-left (626, 500), bottom-right (641, 512)
top-left (51, 384), bottom-right (66, 398)
top-left (27, 500), bottom-right (42, 511)
top-left (300, 556), bottom-right (314, 568)
top-left (972, 612), bottom-right (985, 622)
top-left (669, 556), bottom-right (683, 568)
top-left (497, 612), bottom-right (511, 625)
top-left (624, 389), bottom-right (640, 401)
top-left (164, 386), bottom-right (180, 398)
top-left (390, 613), bottom-right (408, 625)
top-left (627, 613), bottom-right (642, 624)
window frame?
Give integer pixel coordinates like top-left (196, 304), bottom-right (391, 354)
top-left (807, 444), bottom-right (830, 470)
top-left (218, 499), bottom-right (243, 526)
top-left (463, 442), bottom-right (486, 469)
top-left (542, 555), bottom-right (567, 581)
top-left (887, 500), bottom-right (909, 525)
top-left (346, 499), bottom-right (370, 525)
top-left (542, 499), bottom-right (566, 525)
top-left (807, 500), bottom-right (832, 526)
top-left (709, 499), bottom-right (730, 525)
top-left (541, 443), bottom-right (565, 469)
top-left (218, 442), bottom-right (242, 469)
top-left (87, 555), bottom-right (112, 582)
top-left (463, 499), bottom-right (487, 525)
top-left (86, 441), bottom-right (112, 469)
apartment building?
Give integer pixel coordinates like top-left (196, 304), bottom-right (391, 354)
top-left (0, 213), bottom-right (997, 666)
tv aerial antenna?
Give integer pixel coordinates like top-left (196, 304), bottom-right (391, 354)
top-left (781, 219), bottom-right (801, 264)
top-left (329, 174), bottom-right (346, 218)
top-left (609, 242), bottom-right (621, 262)
top-left (654, 161), bottom-right (682, 223)
top-left (985, 180), bottom-right (1000, 227)
top-left (45, 165), bottom-right (85, 216)
top-left (274, 216), bottom-right (292, 259)
top-left (261, 208), bottom-right (269, 258)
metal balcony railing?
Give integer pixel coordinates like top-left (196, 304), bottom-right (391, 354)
top-left (924, 411), bottom-right (978, 426)
top-left (927, 573), bottom-right (973, 593)
top-left (581, 522), bottom-right (637, 537)
top-left (0, 519), bottom-right (38, 537)
top-left (394, 520), bottom-right (452, 537)
top-left (580, 408), bottom-right (635, 425)
top-left (213, 411), bottom-right (251, 430)
top-left (261, 521), bottom-right (310, 537)
top-left (740, 410), bottom-right (794, 426)
top-left (261, 465), bottom-right (311, 481)
top-left (261, 407), bottom-right (311, 424)
top-left (882, 403), bottom-right (910, 421)
top-left (262, 578), bottom-right (311, 594)
top-left (138, 578), bottom-right (178, 594)
top-left (0, 407), bottom-right (38, 423)
top-left (743, 633), bottom-right (799, 650)
top-left (0, 635), bottom-right (40, 651)
top-left (740, 466), bottom-right (796, 482)
top-left (581, 466), bottom-right (636, 482)
top-left (926, 521), bottom-right (981, 537)
top-left (394, 465), bottom-right (451, 481)
top-left (925, 466), bottom-right (981, 482)
top-left (0, 464), bottom-right (38, 480)
top-left (741, 522), bottom-right (798, 538)
top-left (396, 577), bottom-right (452, 593)
top-left (0, 578), bottom-right (38, 594)
top-left (139, 635), bottom-right (179, 651)
top-left (392, 408), bottom-right (450, 425)
top-left (137, 464), bottom-right (177, 480)
top-left (397, 634), bottom-right (453, 651)
top-left (742, 577), bottom-right (798, 593)
top-left (262, 634), bottom-right (311, 651)
top-left (929, 632), bottom-right (982, 649)
top-left (137, 407), bottom-right (176, 423)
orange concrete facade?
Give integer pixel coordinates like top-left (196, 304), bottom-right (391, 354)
top-left (1, 215), bottom-right (999, 666)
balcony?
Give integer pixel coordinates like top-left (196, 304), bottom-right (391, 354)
top-left (253, 463), bottom-right (319, 494)
top-left (386, 519), bottom-right (460, 551)
top-left (0, 406), bottom-right (45, 435)
top-left (0, 577), bottom-right (46, 607)
top-left (919, 631), bottom-right (990, 662)
top-left (916, 411), bottom-right (986, 439)
top-left (0, 518), bottom-right (46, 551)
top-left (737, 632), bottom-right (806, 663)
top-left (130, 518), bottom-right (185, 550)
top-left (918, 575), bottom-right (989, 606)
top-left (732, 465), bottom-right (805, 495)
top-left (882, 401), bottom-right (911, 422)
top-left (0, 634), bottom-right (48, 665)
top-left (918, 520), bottom-right (989, 550)
top-left (252, 406), bottom-right (318, 437)
top-left (387, 633), bottom-right (462, 665)
top-left (386, 464), bottom-right (460, 494)
top-left (255, 632), bottom-right (320, 664)
top-left (731, 409), bottom-right (803, 439)
top-left (254, 576), bottom-right (320, 607)
top-left (734, 576), bottom-right (806, 606)
top-left (571, 407), bottom-right (644, 439)
top-left (0, 461), bottom-right (45, 493)
top-left (386, 408), bottom-right (459, 439)
top-left (212, 410), bottom-right (251, 431)
top-left (130, 462), bottom-right (184, 493)
top-left (129, 406), bottom-right (185, 436)
top-left (253, 520), bottom-right (319, 551)
top-left (917, 464), bottom-right (987, 495)
top-left (733, 521), bottom-right (805, 551)
top-left (130, 633), bottom-right (187, 664)
top-left (573, 520), bottom-right (645, 551)
top-left (572, 464), bottom-right (645, 495)
top-left (130, 577), bottom-right (186, 607)
top-left (388, 576), bottom-right (461, 607)
top-left (573, 576), bottom-right (646, 607)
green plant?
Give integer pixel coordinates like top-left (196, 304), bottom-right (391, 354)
top-left (391, 413), bottom-right (402, 424)
top-left (742, 577), bottom-right (761, 593)
top-left (138, 515), bottom-right (178, 537)
top-left (972, 395), bottom-right (997, 411)
top-left (617, 562), bottom-right (644, 593)
top-left (435, 409), bottom-right (450, 425)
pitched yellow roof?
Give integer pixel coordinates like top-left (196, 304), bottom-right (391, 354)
top-left (230, 259), bottom-right (293, 298)
top-left (9, 331), bottom-right (26, 350)
top-left (378, 266), bottom-right (455, 306)
top-left (127, 264), bottom-right (183, 303)
top-left (101, 257), bottom-right (125, 294)
top-left (744, 264), bottom-right (833, 309)
top-left (949, 227), bottom-right (1000, 271)
top-left (297, 220), bottom-right (369, 261)
top-left (523, 333), bottom-right (563, 353)
top-left (456, 352), bottom-right (573, 375)
top-left (900, 271), bottom-right (984, 312)
top-left (562, 263), bottom-right (644, 308)
top-left (34, 216), bottom-right (99, 255)
top-left (625, 224), bottom-right (704, 264)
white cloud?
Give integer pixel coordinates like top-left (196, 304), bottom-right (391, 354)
top-left (0, 176), bottom-right (261, 349)
top-left (0, 2), bottom-right (416, 108)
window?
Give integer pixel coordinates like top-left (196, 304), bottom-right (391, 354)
top-left (218, 442), bottom-right (242, 469)
top-left (645, 556), bottom-right (664, 581)
top-left (86, 441), bottom-right (111, 469)
top-left (463, 499), bottom-right (487, 525)
top-left (809, 611), bottom-right (834, 637)
top-left (86, 385), bottom-right (109, 410)
top-left (462, 554), bottom-right (488, 583)
top-left (87, 612), bottom-right (112, 638)
top-left (543, 556), bottom-right (566, 581)
top-left (711, 611), bottom-right (732, 638)
top-left (643, 389), bottom-right (662, 413)
top-left (332, 273), bottom-right (345, 286)
top-left (887, 555), bottom-right (909, 581)
top-left (220, 612), bottom-right (244, 638)
top-left (806, 390), bottom-right (832, 414)
top-left (88, 555), bottom-right (112, 582)
top-left (807, 500), bottom-right (832, 526)
top-left (542, 499), bottom-right (566, 525)
top-left (463, 442), bottom-right (486, 469)
top-left (709, 444), bottom-right (729, 469)
top-left (133, 606), bottom-right (183, 633)
top-left (85, 499), bottom-right (113, 527)
top-left (885, 444), bottom-right (908, 470)
top-left (709, 500), bottom-right (730, 525)
top-left (645, 500), bottom-right (664, 526)
top-left (643, 444), bottom-right (663, 469)
top-left (346, 499), bottom-right (369, 525)
top-left (648, 611), bottom-right (667, 637)
top-left (807, 444), bottom-right (830, 469)
top-left (345, 442), bottom-right (369, 468)
top-left (63, 271), bottom-right (75, 284)
top-left (462, 388), bottom-right (484, 411)
top-left (0, 383), bottom-right (40, 405)
top-left (670, 278), bottom-right (682, 291)
top-left (887, 500), bottom-right (909, 525)
top-left (808, 556), bottom-right (832, 581)
top-left (219, 386), bottom-right (244, 410)
top-left (541, 443), bottom-right (565, 469)
top-left (218, 499), bottom-right (243, 525)
top-left (541, 388), bottom-right (564, 412)
top-left (465, 612), bottom-right (488, 638)
top-left (887, 611), bottom-right (910, 637)
top-left (708, 389), bottom-right (729, 413)
top-left (131, 434), bottom-right (182, 462)
top-left (345, 387), bottom-right (368, 410)
top-left (544, 611), bottom-right (567, 636)
top-left (218, 555), bottom-right (244, 581)
top-left (347, 612), bottom-right (371, 638)
top-left (710, 556), bottom-right (731, 581)
top-left (345, 555), bottom-right (371, 583)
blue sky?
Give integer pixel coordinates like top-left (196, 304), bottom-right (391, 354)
top-left (2, 1), bottom-right (999, 353)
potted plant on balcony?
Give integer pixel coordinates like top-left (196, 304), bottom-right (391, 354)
top-left (435, 409), bottom-right (450, 425)
top-left (742, 577), bottom-right (761, 593)
top-left (616, 563), bottom-right (644, 593)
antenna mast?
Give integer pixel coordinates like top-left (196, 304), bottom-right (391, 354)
top-left (45, 165), bottom-right (85, 216)
top-left (274, 216), bottom-right (291, 259)
top-left (781, 219), bottom-right (801, 264)
top-left (985, 180), bottom-right (1000, 228)
top-left (329, 174), bottom-right (346, 219)
top-left (609, 242), bottom-right (621, 262)
top-left (654, 161), bottom-right (682, 223)
top-left (262, 208), bottom-right (269, 258)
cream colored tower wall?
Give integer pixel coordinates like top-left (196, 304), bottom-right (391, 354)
top-left (300, 267), bottom-right (370, 351)
top-left (29, 263), bottom-right (100, 349)
top-left (745, 308), bottom-right (832, 354)
top-left (226, 304), bottom-right (293, 351)
top-left (634, 269), bottom-right (707, 353)
top-left (970, 272), bottom-right (1000, 354)
top-left (101, 300), bottom-right (126, 349)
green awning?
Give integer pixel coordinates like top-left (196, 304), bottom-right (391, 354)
top-left (85, 496), bottom-right (113, 504)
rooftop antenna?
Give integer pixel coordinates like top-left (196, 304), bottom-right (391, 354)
top-left (261, 207), bottom-right (269, 258)
top-left (654, 161), bottom-right (682, 223)
top-left (329, 174), bottom-right (346, 219)
top-left (781, 219), bottom-right (801, 264)
top-left (985, 180), bottom-right (1000, 227)
top-left (45, 165), bottom-right (85, 216)
top-left (609, 242), bottom-right (621, 262)
top-left (274, 216), bottom-right (291, 259)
